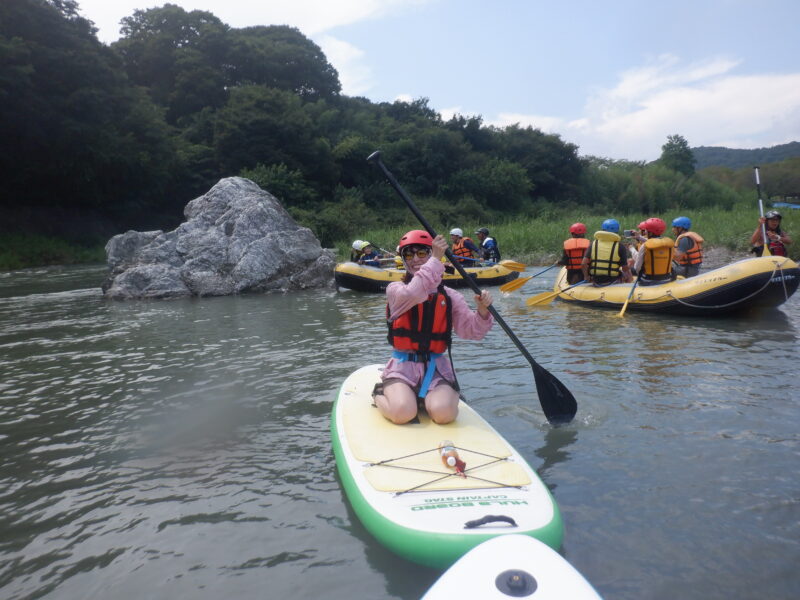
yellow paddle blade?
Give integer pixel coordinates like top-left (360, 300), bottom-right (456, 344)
top-left (499, 260), bottom-right (527, 272)
top-left (499, 276), bottom-right (531, 293)
top-left (763, 245), bottom-right (772, 257)
top-left (525, 289), bottom-right (561, 306)
top-left (618, 298), bottom-right (632, 317)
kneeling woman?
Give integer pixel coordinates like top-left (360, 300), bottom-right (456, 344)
top-left (374, 230), bottom-right (494, 425)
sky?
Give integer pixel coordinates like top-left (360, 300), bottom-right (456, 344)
top-left (76, 0), bottom-right (800, 161)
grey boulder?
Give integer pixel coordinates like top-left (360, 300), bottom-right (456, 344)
top-left (102, 177), bottom-right (335, 299)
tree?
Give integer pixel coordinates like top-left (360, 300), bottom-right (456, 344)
top-left (659, 134), bottom-right (696, 177)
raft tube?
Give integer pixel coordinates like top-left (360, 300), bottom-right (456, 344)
top-left (548, 256), bottom-right (798, 316)
top-left (334, 260), bottom-right (520, 293)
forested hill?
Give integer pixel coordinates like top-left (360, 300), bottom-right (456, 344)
top-left (0, 0), bottom-right (792, 254)
top-left (692, 142), bottom-right (800, 170)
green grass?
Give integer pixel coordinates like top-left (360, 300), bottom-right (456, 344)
top-left (0, 234), bottom-right (106, 271)
top-left (336, 203), bottom-right (799, 263)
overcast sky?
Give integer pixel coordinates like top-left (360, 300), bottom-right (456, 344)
top-left (77, 0), bottom-right (800, 161)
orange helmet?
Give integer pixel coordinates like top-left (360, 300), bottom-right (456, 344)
top-left (398, 230), bottom-right (433, 250)
top-left (643, 218), bottom-right (666, 236)
top-left (569, 222), bottom-right (587, 235)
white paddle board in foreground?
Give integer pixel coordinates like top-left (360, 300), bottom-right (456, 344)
top-left (332, 364), bottom-right (563, 569)
top-left (422, 534), bottom-right (603, 599)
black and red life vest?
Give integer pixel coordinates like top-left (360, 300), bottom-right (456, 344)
top-left (563, 237), bottom-right (590, 270)
top-left (387, 285), bottom-right (453, 355)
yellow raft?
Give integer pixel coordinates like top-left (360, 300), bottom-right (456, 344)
top-left (548, 256), bottom-right (798, 316)
top-left (334, 260), bottom-right (520, 293)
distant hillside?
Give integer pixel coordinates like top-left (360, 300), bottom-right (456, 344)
top-left (692, 141), bottom-right (800, 170)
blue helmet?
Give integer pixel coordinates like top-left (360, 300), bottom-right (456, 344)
top-left (672, 216), bottom-right (691, 230)
top-left (601, 218), bottom-right (620, 233)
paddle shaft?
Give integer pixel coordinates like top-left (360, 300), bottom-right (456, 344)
top-left (527, 280), bottom-right (586, 306)
top-left (618, 272), bottom-right (642, 317)
top-left (368, 151), bottom-right (576, 423)
top-left (754, 166), bottom-right (771, 255)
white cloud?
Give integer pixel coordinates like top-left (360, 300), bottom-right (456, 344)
top-left (480, 56), bottom-right (800, 160)
top-left (315, 36), bottom-right (373, 96)
top-left (488, 112), bottom-right (566, 133)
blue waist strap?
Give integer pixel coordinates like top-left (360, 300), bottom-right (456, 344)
top-left (392, 350), bottom-right (445, 398)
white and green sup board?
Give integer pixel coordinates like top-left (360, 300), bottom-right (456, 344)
top-left (331, 364), bottom-right (563, 569)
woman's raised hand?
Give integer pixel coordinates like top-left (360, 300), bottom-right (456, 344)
top-left (431, 235), bottom-right (448, 260)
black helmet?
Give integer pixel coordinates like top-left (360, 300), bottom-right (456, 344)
top-left (475, 227), bottom-right (490, 235)
top-left (765, 210), bottom-right (782, 219)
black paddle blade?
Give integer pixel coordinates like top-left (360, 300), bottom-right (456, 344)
top-left (532, 362), bottom-right (577, 425)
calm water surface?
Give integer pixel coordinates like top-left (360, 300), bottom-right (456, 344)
top-left (1, 264), bottom-right (798, 599)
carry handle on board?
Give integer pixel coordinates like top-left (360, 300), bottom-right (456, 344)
top-left (464, 514), bottom-right (518, 529)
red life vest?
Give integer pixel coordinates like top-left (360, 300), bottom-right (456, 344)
top-left (768, 238), bottom-right (788, 256)
top-left (387, 285), bottom-right (452, 355)
top-left (563, 237), bottom-right (590, 270)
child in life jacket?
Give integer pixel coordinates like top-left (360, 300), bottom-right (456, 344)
top-left (373, 230), bottom-right (494, 425)
top-left (751, 210), bottom-right (792, 257)
top-left (559, 223), bottom-right (590, 284)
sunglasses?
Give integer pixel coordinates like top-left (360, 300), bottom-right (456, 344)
top-left (402, 248), bottom-right (431, 259)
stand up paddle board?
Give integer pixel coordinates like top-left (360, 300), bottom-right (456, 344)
top-left (422, 534), bottom-right (603, 599)
top-left (332, 364), bottom-right (563, 569)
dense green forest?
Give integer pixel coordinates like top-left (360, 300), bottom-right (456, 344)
top-left (693, 142), bottom-right (800, 170)
top-left (1, 0), bottom-right (798, 264)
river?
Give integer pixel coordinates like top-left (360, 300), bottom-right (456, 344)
top-left (1, 263), bottom-right (798, 599)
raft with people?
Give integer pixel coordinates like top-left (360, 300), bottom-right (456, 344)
top-left (334, 259), bottom-right (521, 293)
top-left (542, 255), bottom-right (799, 316)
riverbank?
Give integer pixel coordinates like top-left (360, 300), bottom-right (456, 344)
top-left (0, 234), bottom-right (105, 271)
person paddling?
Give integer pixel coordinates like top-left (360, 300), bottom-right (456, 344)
top-left (558, 223), bottom-right (590, 284)
top-left (633, 218), bottom-right (676, 286)
top-left (751, 210), bottom-right (791, 257)
top-left (475, 227), bottom-right (501, 262)
top-left (671, 216), bottom-right (704, 278)
top-left (581, 219), bottom-right (632, 285)
top-left (372, 230), bottom-right (494, 425)
top-left (449, 228), bottom-right (480, 265)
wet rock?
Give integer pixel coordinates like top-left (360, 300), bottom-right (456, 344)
top-left (102, 177), bottom-right (335, 299)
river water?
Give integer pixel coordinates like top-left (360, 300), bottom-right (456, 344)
top-left (1, 264), bottom-right (798, 600)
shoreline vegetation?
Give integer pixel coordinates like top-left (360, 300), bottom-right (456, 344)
top-left (335, 203), bottom-right (798, 269)
top-left (2, 203), bottom-right (795, 273)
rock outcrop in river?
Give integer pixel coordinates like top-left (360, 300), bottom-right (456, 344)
top-left (102, 177), bottom-right (335, 299)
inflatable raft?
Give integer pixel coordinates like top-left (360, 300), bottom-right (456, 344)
top-left (547, 256), bottom-right (798, 316)
top-left (334, 260), bottom-right (520, 293)
top-left (331, 365), bottom-right (563, 569)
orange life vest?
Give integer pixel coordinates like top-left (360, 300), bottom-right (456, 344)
top-left (643, 237), bottom-right (674, 277)
top-left (387, 285), bottom-right (452, 355)
top-left (675, 232), bottom-right (703, 265)
top-left (452, 237), bottom-right (475, 260)
top-left (563, 238), bottom-right (590, 270)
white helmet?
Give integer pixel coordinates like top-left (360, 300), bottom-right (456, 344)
top-left (449, 228), bottom-right (463, 237)
top-left (351, 239), bottom-right (365, 250)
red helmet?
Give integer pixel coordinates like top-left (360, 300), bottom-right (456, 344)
top-left (643, 217), bottom-right (666, 236)
top-left (569, 222), bottom-right (587, 235)
top-left (398, 229), bottom-right (433, 250)
top-left (637, 221), bottom-right (647, 231)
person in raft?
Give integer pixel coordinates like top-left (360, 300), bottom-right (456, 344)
top-left (671, 216), bottom-right (704, 278)
top-left (558, 222), bottom-right (590, 284)
top-left (751, 210), bottom-right (792, 257)
top-left (373, 230), bottom-right (494, 425)
top-left (633, 217), bottom-right (676, 286)
top-left (581, 219), bottom-right (633, 285)
top-left (448, 228), bottom-right (481, 265)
